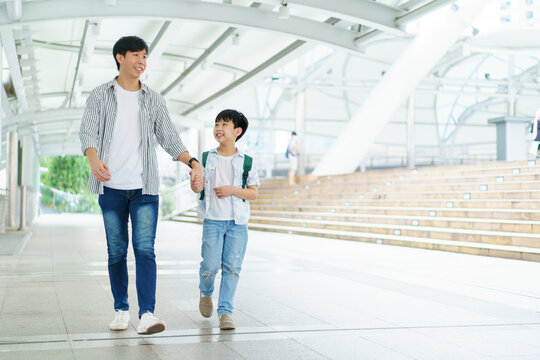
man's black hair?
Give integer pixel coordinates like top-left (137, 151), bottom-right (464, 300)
top-left (291, 131), bottom-right (297, 136)
top-left (112, 36), bottom-right (149, 70)
top-left (215, 109), bottom-right (248, 141)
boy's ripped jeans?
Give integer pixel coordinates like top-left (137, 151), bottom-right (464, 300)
top-left (199, 219), bottom-right (248, 317)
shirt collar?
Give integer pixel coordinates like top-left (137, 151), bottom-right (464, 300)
top-left (107, 76), bottom-right (148, 94)
top-left (209, 147), bottom-right (244, 158)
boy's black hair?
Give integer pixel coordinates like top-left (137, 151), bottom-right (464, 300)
top-left (291, 131), bottom-right (297, 136)
top-left (215, 109), bottom-right (248, 141)
top-left (112, 36), bottom-right (149, 70)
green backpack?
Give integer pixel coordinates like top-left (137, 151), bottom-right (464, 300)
top-left (199, 151), bottom-right (253, 202)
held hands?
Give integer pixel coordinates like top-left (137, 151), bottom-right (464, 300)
top-left (190, 163), bottom-right (204, 193)
top-left (190, 172), bottom-right (204, 193)
top-left (214, 185), bottom-right (235, 199)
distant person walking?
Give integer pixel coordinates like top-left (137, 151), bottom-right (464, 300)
top-left (79, 36), bottom-right (203, 335)
top-left (527, 109), bottom-right (540, 159)
top-left (286, 131), bottom-right (299, 185)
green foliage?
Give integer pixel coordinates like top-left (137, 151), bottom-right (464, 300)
top-left (40, 155), bottom-right (90, 194)
top-left (40, 155), bottom-right (99, 214)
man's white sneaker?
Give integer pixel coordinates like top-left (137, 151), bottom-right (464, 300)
top-left (137, 312), bottom-right (165, 335)
top-left (109, 310), bottom-right (130, 331)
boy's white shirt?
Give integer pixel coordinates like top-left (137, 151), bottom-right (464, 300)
top-left (104, 81), bottom-right (144, 190)
top-left (199, 148), bottom-right (259, 225)
top-left (206, 153), bottom-right (235, 220)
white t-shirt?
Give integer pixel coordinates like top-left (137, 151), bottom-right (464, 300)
top-left (288, 137), bottom-right (297, 157)
top-left (207, 154), bottom-right (235, 220)
top-left (104, 81), bottom-right (143, 190)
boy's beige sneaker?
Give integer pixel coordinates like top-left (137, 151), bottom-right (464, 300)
top-left (219, 313), bottom-right (235, 330)
top-left (199, 292), bottom-right (213, 318)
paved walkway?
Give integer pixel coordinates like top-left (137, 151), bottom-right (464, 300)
top-left (1, 213), bottom-right (540, 359)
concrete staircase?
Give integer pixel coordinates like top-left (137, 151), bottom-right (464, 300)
top-left (172, 160), bottom-right (540, 261)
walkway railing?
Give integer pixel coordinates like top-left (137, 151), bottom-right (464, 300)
top-left (39, 184), bottom-right (99, 214)
top-left (39, 181), bottom-right (199, 218)
top-left (159, 179), bottom-right (198, 219)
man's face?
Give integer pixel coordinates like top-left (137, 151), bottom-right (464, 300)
top-left (116, 50), bottom-right (147, 79)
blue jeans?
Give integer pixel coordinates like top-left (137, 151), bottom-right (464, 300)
top-left (98, 187), bottom-right (159, 318)
top-left (199, 219), bottom-right (248, 316)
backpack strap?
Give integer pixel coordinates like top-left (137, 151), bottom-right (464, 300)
top-left (242, 155), bottom-right (253, 203)
top-left (242, 155), bottom-right (252, 189)
top-left (199, 151), bottom-right (209, 201)
top-left (199, 153), bottom-right (253, 203)
top-left (202, 151), bottom-right (209, 167)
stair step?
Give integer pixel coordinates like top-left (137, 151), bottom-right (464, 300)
top-left (248, 216), bottom-right (540, 248)
top-left (250, 210), bottom-right (540, 231)
top-left (247, 223), bottom-right (540, 261)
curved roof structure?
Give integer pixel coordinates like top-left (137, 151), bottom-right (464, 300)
top-left (0, 0), bottom-right (536, 172)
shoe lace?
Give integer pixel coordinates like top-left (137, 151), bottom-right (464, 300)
top-left (112, 312), bottom-right (127, 324)
top-left (141, 312), bottom-right (156, 322)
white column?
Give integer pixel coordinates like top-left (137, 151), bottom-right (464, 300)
top-left (407, 96), bottom-right (415, 169)
top-left (18, 135), bottom-right (34, 229)
top-left (313, 0), bottom-right (491, 176)
top-left (295, 90), bottom-right (306, 176)
top-left (18, 185), bottom-right (26, 230)
top-left (7, 131), bottom-right (18, 230)
top-left (0, 35), bottom-right (2, 162)
top-left (507, 55), bottom-right (516, 117)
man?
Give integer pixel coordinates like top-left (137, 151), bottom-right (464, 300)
top-left (79, 36), bottom-right (203, 335)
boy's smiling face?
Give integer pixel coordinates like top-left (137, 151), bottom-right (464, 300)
top-left (214, 118), bottom-right (242, 144)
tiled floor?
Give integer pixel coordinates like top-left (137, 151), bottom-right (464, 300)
top-left (1, 213), bottom-right (540, 359)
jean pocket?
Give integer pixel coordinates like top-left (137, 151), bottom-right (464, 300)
top-left (140, 194), bottom-right (159, 204)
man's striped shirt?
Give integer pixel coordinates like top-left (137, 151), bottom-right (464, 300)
top-left (79, 78), bottom-right (188, 195)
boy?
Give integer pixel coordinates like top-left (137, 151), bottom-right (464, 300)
top-left (79, 36), bottom-right (203, 335)
top-left (194, 109), bottom-right (259, 330)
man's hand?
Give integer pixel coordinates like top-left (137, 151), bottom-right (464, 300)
top-left (89, 157), bottom-right (111, 182)
top-left (214, 186), bottom-right (235, 199)
top-left (85, 148), bottom-right (111, 182)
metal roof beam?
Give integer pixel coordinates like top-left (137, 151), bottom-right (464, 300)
top-left (182, 39), bottom-right (306, 116)
top-left (3, 108), bottom-right (197, 133)
top-left (0, 27), bottom-right (28, 112)
top-left (161, 27), bottom-right (236, 96)
top-left (181, 17), bottom-right (341, 116)
top-left (239, 0), bottom-right (404, 33)
top-left (68, 20), bottom-right (89, 108)
top-left (161, 2), bottom-right (270, 96)
top-left (0, 0), bottom-right (361, 53)
top-left (354, 0), bottom-right (455, 48)
top-left (148, 20), bottom-right (172, 58)
top-left (1, 86), bottom-right (13, 117)
top-left (395, 0), bottom-right (456, 26)
top-left (285, 0), bottom-right (403, 34)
